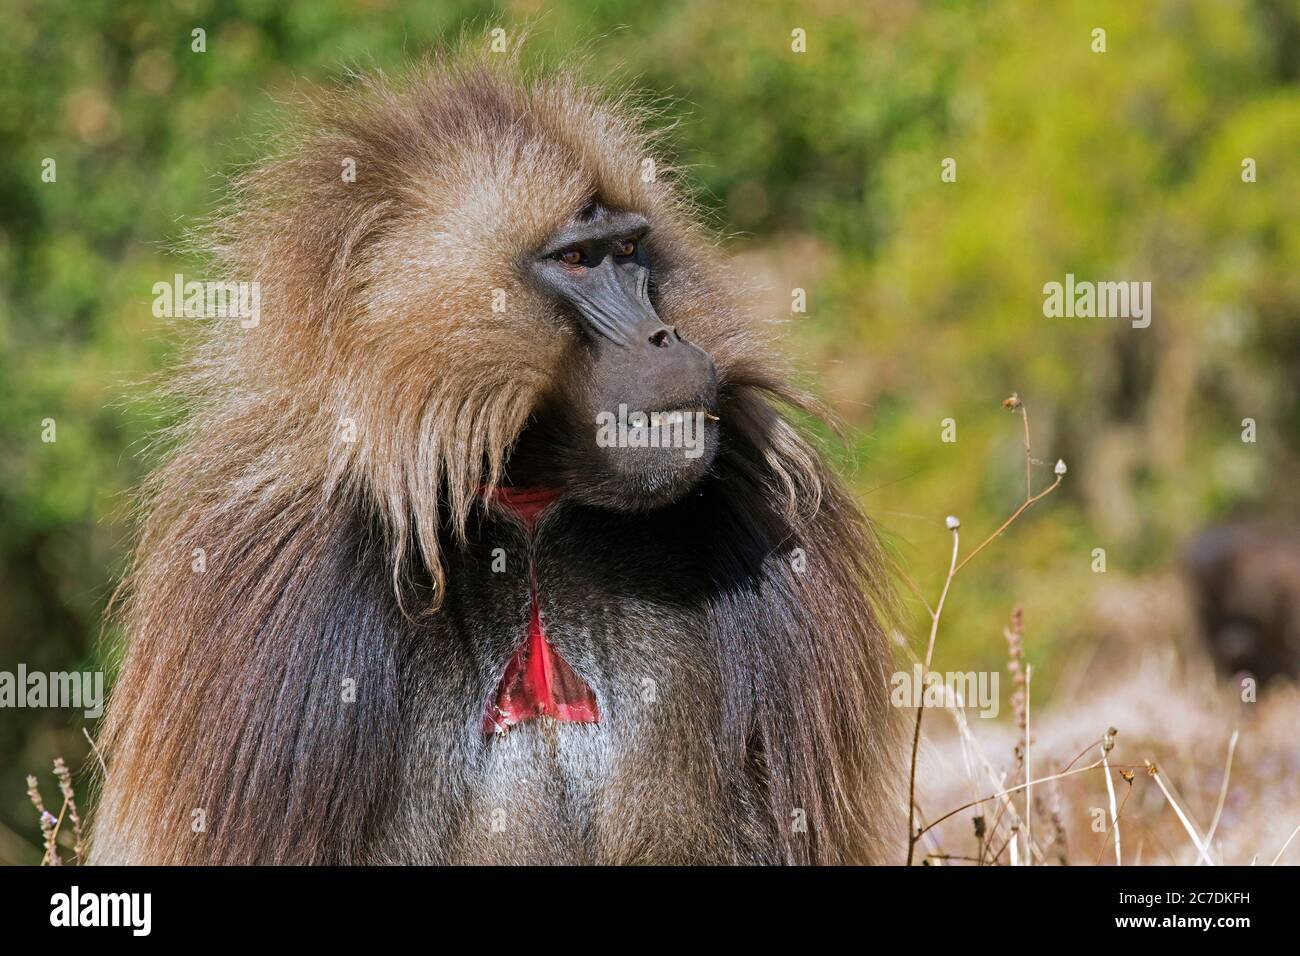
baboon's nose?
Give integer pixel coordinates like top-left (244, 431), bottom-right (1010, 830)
top-left (629, 318), bottom-right (716, 406)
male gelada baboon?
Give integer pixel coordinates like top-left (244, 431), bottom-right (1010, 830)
top-left (93, 50), bottom-right (896, 865)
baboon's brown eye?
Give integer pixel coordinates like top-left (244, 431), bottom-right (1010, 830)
top-left (558, 248), bottom-right (585, 266)
top-left (613, 238), bottom-right (637, 257)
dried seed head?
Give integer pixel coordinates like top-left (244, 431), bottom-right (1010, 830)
top-left (1002, 393), bottom-right (1022, 410)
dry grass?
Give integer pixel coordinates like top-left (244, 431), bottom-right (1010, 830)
top-left (913, 619), bottom-right (1300, 865)
top-left (899, 395), bottom-right (1065, 864)
top-left (25, 756), bottom-right (86, 865)
top-left (899, 396), bottom-right (1299, 866)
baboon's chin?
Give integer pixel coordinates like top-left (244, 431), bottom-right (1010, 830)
top-left (567, 427), bottom-right (719, 512)
top-left (502, 393), bottom-right (720, 512)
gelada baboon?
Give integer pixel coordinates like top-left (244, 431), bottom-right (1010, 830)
top-left (93, 48), bottom-right (897, 865)
top-left (1184, 524), bottom-right (1300, 684)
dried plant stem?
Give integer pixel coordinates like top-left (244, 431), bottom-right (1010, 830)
top-left (1094, 783), bottom-right (1135, 865)
top-left (900, 639), bottom-right (1043, 865)
top-left (25, 775), bottom-right (61, 866)
top-left (901, 395), bottom-right (1063, 865)
top-left (1270, 825), bottom-right (1300, 865)
top-left (918, 759), bottom-right (1107, 841)
top-left (906, 525), bottom-right (960, 865)
top-left (958, 716), bottom-right (1020, 865)
top-left (1061, 737), bottom-right (1109, 774)
top-left (988, 830), bottom-right (1013, 864)
top-left (1020, 405), bottom-right (1032, 500)
top-left (954, 476), bottom-right (1063, 575)
top-left (53, 758), bottom-right (84, 863)
top-left (1203, 729), bottom-right (1238, 859)
top-left (1146, 761), bottom-right (1215, 865)
top-left (52, 799), bottom-right (69, 856)
top-left (923, 530), bottom-right (960, 675)
top-left (912, 802), bottom-right (947, 864)
top-left (1023, 663), bottom-right (1032, 864)
top-left (982, 795), bottom-right (1012, 864)
top-left (999, 607), bottom-right (1034, 864)
top-left (1102, 746), bottom-right (1122, 866)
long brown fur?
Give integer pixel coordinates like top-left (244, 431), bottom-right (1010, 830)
top-left (93, 44), bottom-right (898, 865)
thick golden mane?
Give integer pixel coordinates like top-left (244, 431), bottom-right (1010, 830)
top-left (163, 49), bottom-right (801, 606)
top-left (94, 48), bottom-right (895, 865)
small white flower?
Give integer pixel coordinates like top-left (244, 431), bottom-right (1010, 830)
top-left (1054, 459), bottom-right (1067, 476)
top-left (945, 515), bottom-right (961, 530)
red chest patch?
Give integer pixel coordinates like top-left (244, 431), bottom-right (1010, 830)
top-left (482, 487), bottom-right (600, 735)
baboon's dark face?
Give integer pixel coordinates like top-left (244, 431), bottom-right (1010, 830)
top-left (522, 203), bottom-right (720, 510)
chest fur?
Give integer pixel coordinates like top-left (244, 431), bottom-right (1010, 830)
top-left (375, 503), bottom-right (775, 864)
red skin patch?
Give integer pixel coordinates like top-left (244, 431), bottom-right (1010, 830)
top-left (482, 487), bottom-right (600, 735)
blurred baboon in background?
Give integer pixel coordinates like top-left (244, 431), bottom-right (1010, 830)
top-left (1184, 524), bottom-right (1300, 685)
top-left (91, 50), bottom-right (898, 865)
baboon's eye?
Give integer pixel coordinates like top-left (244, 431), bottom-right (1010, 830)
top-left (558, 248), bottom-right (586, 266)
top-left (613, 238), bottom-right (637, 258)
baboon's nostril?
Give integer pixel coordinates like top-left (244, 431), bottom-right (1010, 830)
top-left (649, 328), bottom-right (672, 348)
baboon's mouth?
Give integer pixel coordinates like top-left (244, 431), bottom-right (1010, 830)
top-left (648, 408), bottom-right (719, 425)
